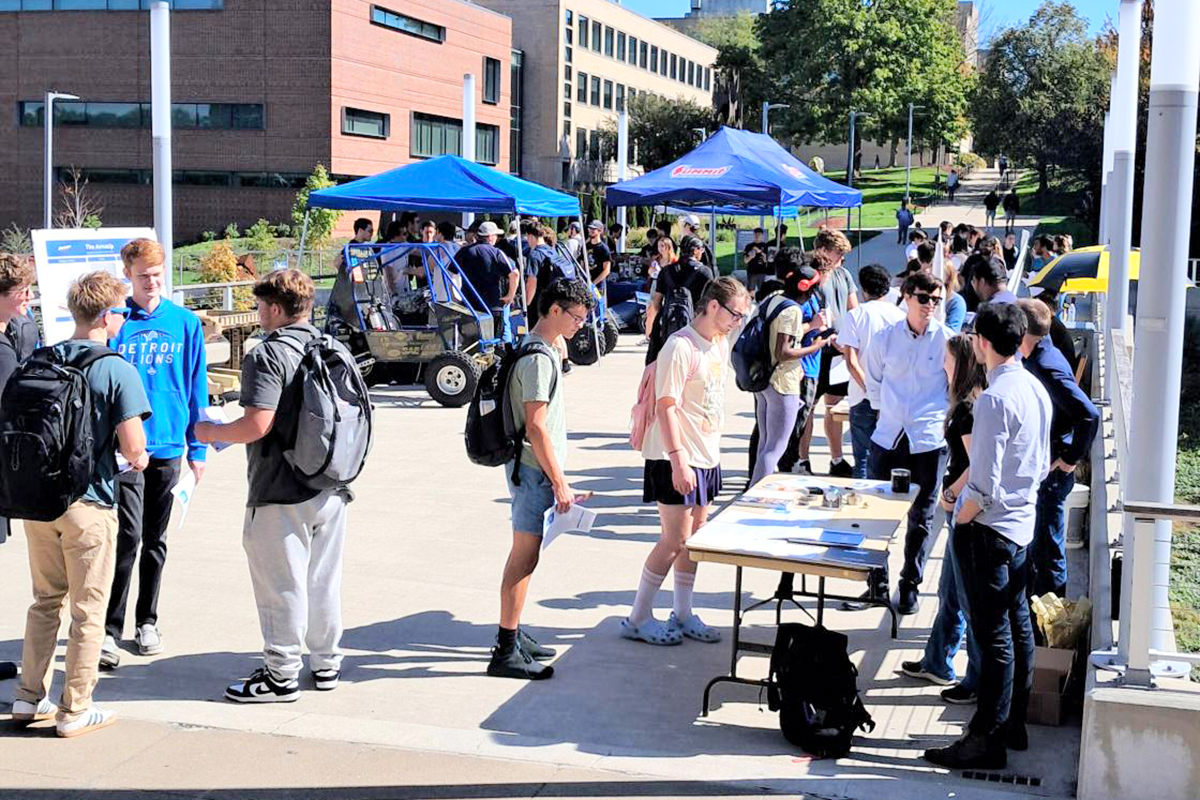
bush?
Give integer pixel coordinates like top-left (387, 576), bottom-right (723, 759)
top-left (627, 228), bottom-right (647, 250)
top-left (271, 222), bottom-right (292, 238)
top-left (0, 223), bottom-right (32, 255)
top-left (82, 214), bottom-right (103, 230)
top-left (199, 230), bottom-right (216, 242)
top-left (246, 218), bottom-right (276, 254)
top-left (954, 152), bottom-right (987, 175)
top-left (197, 242), bottom-right (253, 310)
top-left (223, 223), bottom-right (240, 240)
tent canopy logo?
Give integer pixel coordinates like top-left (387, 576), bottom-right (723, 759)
top-left (781, 164), bottom-right (804, 179)
top-left (670, 165), bottom-right (730, 178)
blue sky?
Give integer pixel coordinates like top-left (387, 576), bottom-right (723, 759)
top-left (622, 0), bottom-right (1115, 39)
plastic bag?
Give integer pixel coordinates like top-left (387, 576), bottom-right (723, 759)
top-left (1031, 593), bottom-right (1092, 650)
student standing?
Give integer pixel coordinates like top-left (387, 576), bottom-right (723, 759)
top-left (489, 278), bottom-right (595, 679)
top-left (1017, 300), bottom-right (1098, 598)
top-left (743, 228), bottom-right (771, 293)
top-left (896, 200), bottom-right (915, 245)
top-left (624, 278), bottom-right (751, 646)
top-left (925, 302), bottom-right (1051, 770)
top-left (102, 239), bottom-right (208, 668)
top-left (643, 235), bottom-right (677, 340)
top-left (586, 220), bottom-right (613, 286)
top-left (946, 169), bottom-right (960, 202)
top-left (983, 190), bottom-right (1000, 230)
top-left (11, 271), bottom-right (150, 737)
top-left (644, 236), bottom-right (714, 365)
top-left (1002, 190), bottom-right (1020, 235)
top-left (865, 272), bottom-right (952, 615)
top-left (195, 271), bottom-right (360, 703)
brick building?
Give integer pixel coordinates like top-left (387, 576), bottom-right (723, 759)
top-left (0, 0), bottom-right (514, 242)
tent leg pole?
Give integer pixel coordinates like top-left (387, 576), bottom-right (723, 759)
top-left (857, 206), bottom-right (862, 269)
top-left (296, 210), bottom-right (310, 270)
top-left (516, 232), bottom-right (529, 316)
top-left (578, 211), bottom-right (603, 360)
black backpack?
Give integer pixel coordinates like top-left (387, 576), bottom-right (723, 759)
top-left (732, 295), bottom-right (795, 393)
top-left (464, 339), bottom-right (559, 485)
top-left (0, 345), bottom-right (122, 522)
top-left (646, 266), bottom-right (707, 364)
top-left (767, 623), bottom-right (875, 758)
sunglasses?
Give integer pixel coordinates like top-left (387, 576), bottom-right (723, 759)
top-left (106, 307), bottom-right (130, 319)
top-left (910, 292), bottom-right (943, 307)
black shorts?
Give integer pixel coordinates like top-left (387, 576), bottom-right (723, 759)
top-left (815, 346), bottom-right (849, 401)
top-left (643, 459), bottom-right (723, 507)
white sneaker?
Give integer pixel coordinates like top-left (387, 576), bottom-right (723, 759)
top-left (56, 706), bottom-right (116, 738)
top-left (100, 635), bottom-right (121, 669)
top-left (136, 624), bottom-right (163, 656)
top-left (11, 697), bottom-right (57, 724)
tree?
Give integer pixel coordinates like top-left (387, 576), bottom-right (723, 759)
top-left (600, 93), bottom-right (714, 174)
top-left (291, 164), bottom-right (341, 247)
top-left (54, 166), bottom-right (104, 228)
top-left (755, 0), bottom-right (972, 158)
top-left (970, 2), bottom-right (1109, 193)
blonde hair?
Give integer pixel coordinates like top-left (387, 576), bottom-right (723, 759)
top-left (698, 275), bottom-right (749, 312)
top-left (253, 269), bottom-right (314, 318)
top-left (814, 228), bottom-right (852, 256)
top-left (120, 238), bottom-right (165, 269)
top-left (0, 253), bottom-right (35, 294)
top-left (539, 225), bottom-right (557, 246)
top-left (943, 261), bottom-right (960, 294)
top-left (68, 271), bottom-right (127, 326)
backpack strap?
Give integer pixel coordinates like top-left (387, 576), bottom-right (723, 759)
top-left (64, 345), bottom-right (122, 372)
top-left (762, 297), bottom-right (796, 368)
top-left (507, 340), bottom-right (561, 486)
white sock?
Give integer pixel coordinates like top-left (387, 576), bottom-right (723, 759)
top-left (630, 566), bottom-right (668, 626)
top-left (673, 569), bottom-right (697, 622)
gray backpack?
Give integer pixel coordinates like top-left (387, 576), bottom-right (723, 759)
top-left (276, 332), bottom-right (373, 490)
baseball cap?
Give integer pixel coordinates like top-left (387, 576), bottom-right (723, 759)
top-left (682, 214), bottom-right (701, 228)
top-left (477, 221), bottom-right (502, 236)
top-left (568, 221), bottom-right (582, 232)
top-left (587, 219), bottom-right (605, 231)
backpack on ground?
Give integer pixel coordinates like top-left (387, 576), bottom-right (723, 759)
top-left (732, 296), bottom-right (796, 393)
top-left (276, 332), bottom-right (374, 490)
top-left (465, 340), bottom-right (558, 485)
top-left (767, 622), bottom-right (875, 758)
top-left (0, 346), bottom-right (122, 522)
top-left (646, 267), bottom-right (706, 364)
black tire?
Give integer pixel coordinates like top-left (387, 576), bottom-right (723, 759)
top-left (425, 350), bottom-right (481, 407)
top-left (602, 311), bottom-right (621, 355)
top-left (567, 325), bottom-right (601, 366)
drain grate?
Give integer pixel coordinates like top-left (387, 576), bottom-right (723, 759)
top-left (962, 770), bottom-right (1043, 788)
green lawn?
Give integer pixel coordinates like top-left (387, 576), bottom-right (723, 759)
top-left (1013, 171), bottom-right (1097, 247)
top-left (1174, 361), bottom-right (1200, 679)
top-left (821, 165), bottom-right (944, 229)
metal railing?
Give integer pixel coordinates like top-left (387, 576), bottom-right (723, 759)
top-left (172, 247), bottom-right (343, 287)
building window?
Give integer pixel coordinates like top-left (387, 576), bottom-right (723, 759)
top-left (342, 107), bottom-right (389, 139)
top-left (563, 100), bottom-right (571, 119)
top-left (590, 75), bottom-right (600, 106)
top-left (564, 65), bottom-right (572, 81)
top-left (565, 45), bottom-right (572, 63)
top-left (687, 60), bottom-right (695, 86)
top-left (602, 79), bottom-right (613, 110)
top-left (589, 129), bottom-right (600, 161)
top-left (1, 1), bottom-right (224, 8)
top-left (640, 42), bottom-right (648, 69)
top-left (565, 28), bottom-right (571, 44)
top-left (591, 20), bottom-right (600, 51)
top-left (603, 26), bottom-right (613, 57)
top-left (577, 72), bottom-right (587, 102)
top-left (370, 5), bottom-right (444, 43)
top-left (627, 35), bottom-right (636, 64)
top-left (563, 120), bottom-right (570, 140)
top-left (411, 112), bottom-right (499, 165)
top-left (564, 8), bottom-right (571, 24)
top-left (476, 125), bottom-right (499, 165)
top-left (482, 57), bottom-right (502, 105)
top-left (704, 67), bottom-right (711, 91)
top-left (670, 53), bottom-right (677, 80)
top-left (616, 31), bottom-right (625, 61)
top-left (661, 51), bottom-right (669, 76)
top-left (511, 49), bottom-right (523, 174)
top-left (576, 128), bottom-right (588, 159)
top-left (18, 100), bottom-right (264, 130)
top-left (578, 15), bottom-right (587, 48)
top-left (616, 84), bottom-right (625, 113)
top-left (650, 46), bottom-right (658, 73)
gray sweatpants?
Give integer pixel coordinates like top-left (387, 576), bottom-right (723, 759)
top-left (243, 490), bottom-right (348, 680)
top-left (752, 385), bottom-right (801, 486)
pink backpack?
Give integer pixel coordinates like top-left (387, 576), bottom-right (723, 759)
top-left (629, 331), bottom-right (700, 451)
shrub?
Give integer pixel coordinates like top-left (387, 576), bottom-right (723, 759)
top-left (0, 223), bottom-right (32, 255)
top-left (223, 222), bottom-right (240, 240)
top-left (197, 242), bottom-right (253, 310)
top-left (82, 214), bottom-right (103, 230)
top-left (954, 152), bottom-right (986, 175)
top-left (291, 164), bottom-right (341, 248)
top-left (627, 228), bottom-right (647, 250)
top-left (271, 222), bottom-right (292, 238)
top-left (199, 230), bottom-right (216, 242)
top-left (246, 218), bottom-right (276, 254)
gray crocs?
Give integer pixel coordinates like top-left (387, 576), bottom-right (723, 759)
top-left (668, 611), bottom-right (722, 643)
top-left (620, 617), bottom-right (683, 646)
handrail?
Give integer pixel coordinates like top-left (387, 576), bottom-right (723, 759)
top-left (1120, 501), bottom-right (1200, 523)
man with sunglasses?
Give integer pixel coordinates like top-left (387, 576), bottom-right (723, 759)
top-left (865, 271), bottom-right (952, 615)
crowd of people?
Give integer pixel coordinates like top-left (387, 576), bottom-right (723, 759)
top-left (0, 198), bottom-right (1096, 771)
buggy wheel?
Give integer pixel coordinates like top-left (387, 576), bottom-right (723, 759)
top-left (567, 325), bottom-right (601, 366)
top-left (602, 312), bottom-right (621, 355)
top-left (425, 350), bottom-right (480, 407)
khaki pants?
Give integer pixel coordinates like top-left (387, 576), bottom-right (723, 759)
top-left (16, 500), bottom-right (118, 723)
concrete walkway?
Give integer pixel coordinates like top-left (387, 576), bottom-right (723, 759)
top-left (0, 336), bottom-right (1076, 799)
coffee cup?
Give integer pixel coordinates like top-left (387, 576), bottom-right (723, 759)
top-left (891, 469), bottom-right (912, 494)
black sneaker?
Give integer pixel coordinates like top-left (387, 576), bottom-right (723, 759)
top-left (0, 661), bottom-right (16, 681)
top-left (312, 668), bottom-right (340, 691)
top-left (898, 582), bottom-right (920, 615)
top-left (561, 360), bottom-right (573, 375)
top-left (224, 667), bottom-right (300, 703)
top-left (1006, 723), bottom-right (1028, 752)
top-left (518, 629), bottom-right (555, 662)
top-left (901, 659), bottom-right (956, 686)
top-left (924, 733), bottom-right (1006, 770)
top-left (829, 459), bottom-right (854, 478)
top-left (487, 645), bottom-right (554, 680)
top-left (941, 684), bottom-right (979, 705)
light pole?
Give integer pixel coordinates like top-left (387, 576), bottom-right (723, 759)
top-left (44, 90), bottom-right (79, 229)
top-left (845, 111), bottom-right (869, 228)
top-left (905, 103), bottom-right (925, 202)
top-left (760, 102), bottom-right (790, 228)
top-left (691, 127), bottom-right (716, 257)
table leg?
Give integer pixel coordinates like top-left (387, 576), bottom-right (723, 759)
top-left (729, 566), bottom-right (743, 677)
top-left (817, 576), bottom-right (826, 628)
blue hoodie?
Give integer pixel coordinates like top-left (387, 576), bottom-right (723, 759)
top-left (110, 297), bottom-right (208, 463)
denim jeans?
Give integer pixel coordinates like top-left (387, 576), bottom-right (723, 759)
top-left (1031, 468), bottom-right (1075, 598)
top-left (848, 400), bottom-right (877, 480)
top-left (920, 519), bottom-right (981, 689)
top-left (868, 435), bottom-right (947, 587)
top-left (955, 521), bottom-right (1034, 742)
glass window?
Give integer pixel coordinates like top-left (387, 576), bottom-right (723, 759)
top-left (616, 84), bottom-right (625, 113)
top-left (564, 8), bottom-right (571, 24)
top-left (616, 31), bottom-right (625, 61)
top-left (670, 53), bottom-right (677, 80)
top-left (589, 129), bottom-right (600, 161)
top-left (564, 82), bottom-right (571, 100)
top-left (18, 101), bottom-right (44, 126)
top-left (483, 57), bottom-right (501, 104)
top-left (640, 42), bottom-right (648, 69)
top-left (576, 128), bottom-right (587, 159)
top-left (565, 28), bottom-right (571, 44)
top-left (476, 124), bottom-right (499, 165)
top-left (602, 79), bottom-right (613, 110)
top-left (687, 60), bottom-right (694, 86)
top-left (87, 102), bottom-right (141, 127)
top-left (170, 103), bottom-right (197, 128)
top-left (564, 65), bottom-right (572, 81)
top-left (342, 107), bottom-right (389, 139)
top-left (565, 45), bottom-right (572, 64)
top-left (578, 15), bottom-right (587, 48)
top-left (704, 67), bottom-right (711, 91)
top-left (563, 100), bottom-right (571, 119)
top-left (196, 103), bottom-right (232, 129)
top-left (56, 100), bottom-right (86, 125)
top-left (590, 75), bottom-right (600, 106)
top-left (562, 120), bottom-right (570, 140)
top-left (627, 35), bottom-right (636, 63)
top-left (604, 26), bottom-right (613, 57)
top-left (232, 103), bottom-right (264, 129)
top-left (591, 20), bottom-right (600, 51)
top-left (577, 72), bottom-right (587, 102)
top-left (370, 5), bottom-right (444, 43)
top-left (650, 46), bottom-right (658, 73)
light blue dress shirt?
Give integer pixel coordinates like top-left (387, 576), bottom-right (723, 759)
top-left (962, 361), bottom-right (1053, 547)
top-left (865, 317), bottom-right (952, 454)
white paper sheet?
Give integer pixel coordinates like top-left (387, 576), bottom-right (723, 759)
top-left (541, 503), bottom-right (597, 549)
top-left (201, 406), bottom-right (233, 452)
top-left (170, 469), bottom-right (197, 530)
top-left (828, 355), bottom-right (849, 385)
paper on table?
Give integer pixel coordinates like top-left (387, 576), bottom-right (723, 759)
top-left (170, 469), bottom-right (197, 530)
top-left (541, 503), bottom-right (597, 549)
top-left (201, 406), bottom-right (233, 452)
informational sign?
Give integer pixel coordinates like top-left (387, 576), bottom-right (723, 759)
top-left (31, 227), bottom-right (161, 345)
top-left (735, 229), bottom-right (758, 271)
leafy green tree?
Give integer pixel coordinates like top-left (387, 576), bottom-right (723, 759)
top-left (601, 93), bottom-right (714, 174)
top-left (970, 2), bottom-right (1109, 193)
top-left (246, 218), bottom-right (277, 254)
top-left (291, 164), bottom-right (342, 247)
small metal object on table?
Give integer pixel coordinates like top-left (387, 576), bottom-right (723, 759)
top-left (687, 475), bottom-right (915, 716)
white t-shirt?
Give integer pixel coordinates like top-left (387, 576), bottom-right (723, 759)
top-left (838, 298), bottom-right (907, 408)
top-left (905, 243), bottom-right (920, 262)
top-left (641, 325), bottom-right (730, 469)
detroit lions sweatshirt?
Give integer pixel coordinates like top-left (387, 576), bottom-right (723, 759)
top-left (110, 297), bottom-right (208, 463)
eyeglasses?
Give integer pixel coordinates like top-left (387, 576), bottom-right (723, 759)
top-left (910, 292), bottom-right (943, 307)
top-left (718, 301), bottom-right (746, 324)
top-left (561, 306), bottom-right (588, 326)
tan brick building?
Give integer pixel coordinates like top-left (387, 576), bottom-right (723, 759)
top-left (474, 0), bottom-right (718, 190)
top-left (0, 0), bottom-right (514, 242)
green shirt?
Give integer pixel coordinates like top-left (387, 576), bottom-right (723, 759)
top-left (507, 333), bottom-right (565, 471)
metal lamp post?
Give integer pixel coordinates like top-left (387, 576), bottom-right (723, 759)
top-left (760, 102), bottom-right (790, 229)
top-left (44, 91), bottom-right (80, 229)
top-left (845, 111), bottom-right (869, 228)
top-left (905, 103), bottom-right (925, 202)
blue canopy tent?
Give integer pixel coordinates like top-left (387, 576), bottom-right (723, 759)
top-left (607, 126), bottom-right (863, 267)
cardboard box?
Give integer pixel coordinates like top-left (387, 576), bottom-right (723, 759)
top-left (1028, 646), bottom-right (1075, 726)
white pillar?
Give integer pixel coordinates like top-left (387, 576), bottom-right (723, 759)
top-left (1124, 0), bottom-right (1200, 681)
top-left (43, 93), bottom-right (55, 229)
top-left (462, 73), bottom-right (476, 229)
top-left (617, 110), bottom-right (628, 252)
top-left (1099, 70), bottom-right (1117, 245)
top-left (1105, 1), bottom-right (1142, 348)
top-left (151, 1), bottom-right (173, 283)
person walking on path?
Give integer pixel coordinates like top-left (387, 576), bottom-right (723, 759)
top-left (946, 169), bottom-right (960, 203)
top-left (11, 271), bottom-right (151, 738)
top-left (925, 301), bottom-right (1051, 770)
top-left (984, 190), bottom-right (1000, 230)
top-left (1002, 189), bottom-right (1021, 235)
top-left (896, 200), bottom-right (915, 245)
top-left (623, 278), bottom-right (751, 646)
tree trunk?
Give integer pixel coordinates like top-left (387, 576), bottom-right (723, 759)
top-left (1038, 161), bottom-right (1050, 194)
top-left (889, 137), bottom-right (899, 168)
